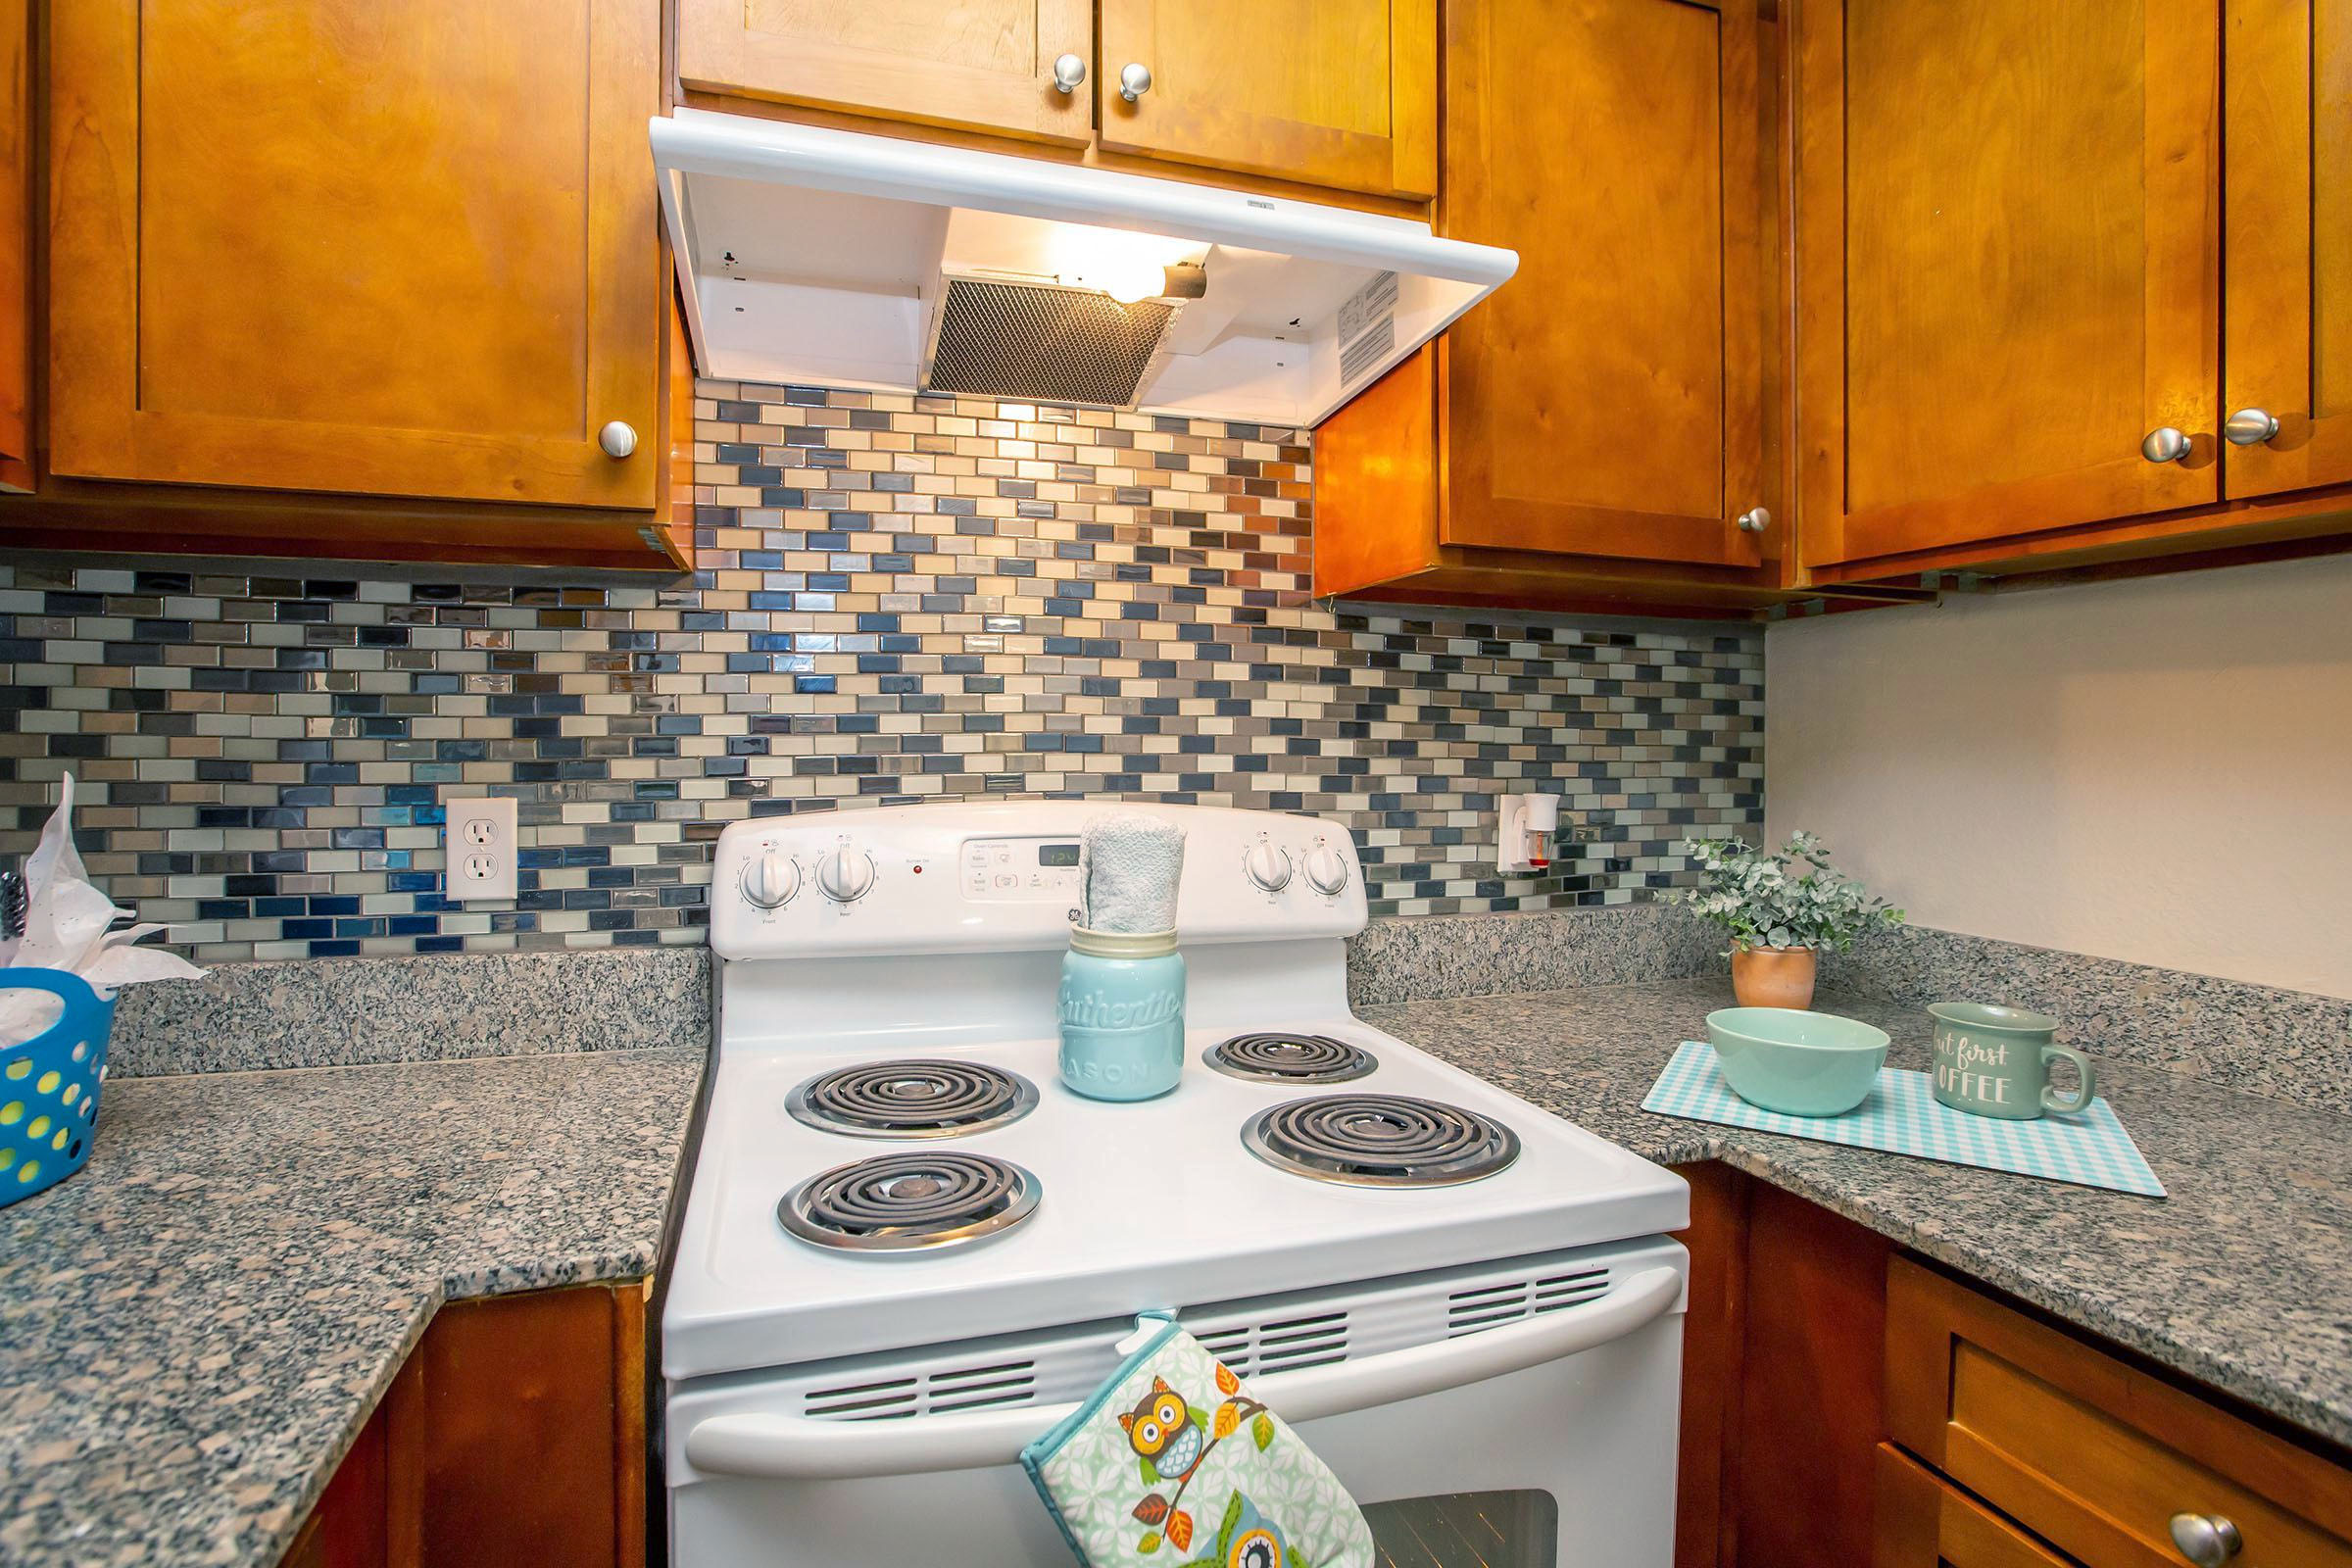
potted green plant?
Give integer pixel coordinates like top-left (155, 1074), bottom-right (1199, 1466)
top-left (1671, 832), bottom-right (1902, 1008)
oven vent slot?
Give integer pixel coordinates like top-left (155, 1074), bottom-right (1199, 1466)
top-left (804, 1359), bottom-right (1038, 1421)
top-left (1446, 1267), bottom-right (1611, 1337)
top-left (1193, 1310), bottom-right (1349, 1377)
top-left (801, 1375), bottom-right (919, 1420)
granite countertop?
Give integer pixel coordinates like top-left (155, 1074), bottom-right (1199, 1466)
top-left (9, 973), bottom-right (2350, 1568)
top-left (1364, 978), bottom-right (2352, 1450)
top-left (0, 1047), bottom-right (705, 1568)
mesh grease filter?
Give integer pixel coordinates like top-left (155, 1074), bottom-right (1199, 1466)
top-left (924, 276), bottom-right (1176, 409)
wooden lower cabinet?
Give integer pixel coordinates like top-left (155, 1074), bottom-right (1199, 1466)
top-left (1886, 1257), bottom-right (2352, 1568)
top-left (1876, 1445), bottom-right (2076, 1568)
top-left (1675, 1166), bottom-right (2352, 1568)
top-left (1674, 1165), bottom-right (1896, 1568)
top-left (282, 1282), bottom-right (648, 1568)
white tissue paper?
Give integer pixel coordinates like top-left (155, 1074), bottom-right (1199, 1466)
top-left (1079, 811), bottom-right (1187, 933)
top-left (0, 773), bottom-right (208, 1047)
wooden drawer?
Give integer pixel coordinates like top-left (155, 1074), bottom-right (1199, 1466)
top-left (1879, 1444), bottom-right (2079, 1567)
top-left (1887, 1258), bottom-right (2352, 1568)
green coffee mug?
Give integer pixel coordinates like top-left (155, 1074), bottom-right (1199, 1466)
top-left (1927, 1003), bottom-right (2096, 1119)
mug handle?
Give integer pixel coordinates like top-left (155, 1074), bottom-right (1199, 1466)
top-left (2039, 1044), bottom-right (2096, 1114)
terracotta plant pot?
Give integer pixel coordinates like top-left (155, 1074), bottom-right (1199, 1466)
top-left (1730, 945), bottom-right (1818, 1009)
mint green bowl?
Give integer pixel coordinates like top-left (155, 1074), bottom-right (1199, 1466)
top-left (1705, 1007), bottom-right (1890, 1116)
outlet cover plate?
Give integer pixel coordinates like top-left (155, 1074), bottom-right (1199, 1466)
top-left (446, 797), bottom-right (518, 901)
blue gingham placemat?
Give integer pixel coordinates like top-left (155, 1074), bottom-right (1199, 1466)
top-left (1643, 1042), bottom-right (2165, 1197)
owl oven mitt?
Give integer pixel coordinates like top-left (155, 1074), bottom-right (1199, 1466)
top-left (1020, 1312), bottom-right (1374, 1568)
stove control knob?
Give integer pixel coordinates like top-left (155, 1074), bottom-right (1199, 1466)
top-left (1302, 844), bottom-right (1350, 897)
top-left (741, 849), bottom-right (800, 910)
top-left (816, 846), bottom-right (877, 904)
top-left (1244, 840), bottom-right (1294, 893)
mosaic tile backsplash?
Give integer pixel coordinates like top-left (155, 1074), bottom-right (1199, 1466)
top-left (0, 382), bottom-right (1763, 962)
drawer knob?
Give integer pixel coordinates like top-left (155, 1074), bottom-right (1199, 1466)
top-left (2168, 1513), bottom-right (2242, 1566)
top-left (2140, 426), bottom-right (2192, 464)
top-left (2224, 407), bottom-right (2281, 446)
top-left (1736, 506), bottom-right (1770, 534)
top-left (599, 419), bottom-right (639, 460)
top-left (1119, 62), bottom-right (1153, 102)
top-left (1052, 53), bottom-right (1086, 93)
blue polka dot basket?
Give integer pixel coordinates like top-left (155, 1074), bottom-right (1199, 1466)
top-left (0, 969), bottom-right (114, 1205)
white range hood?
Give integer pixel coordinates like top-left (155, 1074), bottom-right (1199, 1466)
top-left (649, 109), bottom-right (1516, 427)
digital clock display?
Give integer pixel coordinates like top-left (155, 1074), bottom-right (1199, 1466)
top-left (1038, 844), bottom-right (1080, 867)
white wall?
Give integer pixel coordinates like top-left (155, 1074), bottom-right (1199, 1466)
top-left (1765, 555), bottom-right (2352, 1000)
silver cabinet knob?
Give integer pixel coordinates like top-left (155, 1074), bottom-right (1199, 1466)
top-left (2224, 408), bottom-right (2280, 446)
top-left (2141, 426), bottom-right (2192, 464)
top-left (1736, 507), bottom-right (1770, 534)
top-left (1119, 62), bottom-right (1153, 102)
top-left (598, 419), bottom-right (638, 460)
top-left (1051, 53), bottom-right (1086, 93)
top-left (2168, 1513), bottom-right (2241, 1567)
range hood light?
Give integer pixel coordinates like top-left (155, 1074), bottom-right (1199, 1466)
top-left (1074, 255), bottom-right (1166, 305)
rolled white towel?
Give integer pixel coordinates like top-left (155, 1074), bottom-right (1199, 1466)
top-left (1079, 811), bottom-right (1186, 933)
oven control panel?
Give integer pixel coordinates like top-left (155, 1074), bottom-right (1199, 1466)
top-left (711, 803), bottom-right (1367, 958)
top-left (960, 837), bottom-right (1083, 903)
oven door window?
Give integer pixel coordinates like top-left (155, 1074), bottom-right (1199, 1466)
top-left (1359, 1491), bottom-right (1560, 1568)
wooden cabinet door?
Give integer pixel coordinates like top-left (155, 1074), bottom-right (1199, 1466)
top-left (2224, 0), bottom-right (2352, 499)
top-left (280, 1283), bottom-right (646, 1568)
top-left (677, 0), bottom-right (1094, 145)
top-left (1876, 1446), bottom-right (2078, 1568)
top-left (0, 0), bottom-right (25, 492)
top-left (1794, 0), bottom-right (2222, 568)
top-left (1439, 0), bottom-right (1770, 569)
top-left (50, 0), bottom-right (662, 511)
top-left (1887, 1260), bottom-right (2352, 1568)
top-left (1094, 0), bottom-right (1436, 198)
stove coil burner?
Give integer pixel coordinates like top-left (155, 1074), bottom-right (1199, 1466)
top-left (1242, 1094), bottom-right (1521, 1188)
top-left (1205, 1032), bottom-right (1378, 1085)
top-left (778, 1152), bottom-right (1040, 1251)
top-left (786, 1059), bottom-right (1039, 1139)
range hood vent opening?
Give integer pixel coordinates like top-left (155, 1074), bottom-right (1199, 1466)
top-left (650, 110), bottom-right (1517, 428)
top-left (922, 276), bottom-right (1177, 410)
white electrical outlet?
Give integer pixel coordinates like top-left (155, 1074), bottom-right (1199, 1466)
top-left (445, 797), bottom-right (519, 901)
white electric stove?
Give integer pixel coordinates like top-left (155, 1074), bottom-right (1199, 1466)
top-left (665, 803), bottom-right (1690, 1568)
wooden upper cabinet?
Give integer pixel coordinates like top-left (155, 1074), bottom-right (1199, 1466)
top-left (1794, 0), bottom-right (2223, 569)
top-left (2224, 0), bottom-right (2352, 500)
top-left (1311, 0), bottom-right (1795, 615)
top-left (49, 0), bottom-right (663, 512)
top-left (677, 0), bottom-right (1095, 145)
top-left (1442, 0), bottom-right (1769, 569)
top-left (0, 0), bottom-right (24, 493)
top-left (1094, 0), bottom-right (1437, 198)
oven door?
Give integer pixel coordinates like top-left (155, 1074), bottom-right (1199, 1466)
top-left (667, 1237), bottom-right (1687, 1568)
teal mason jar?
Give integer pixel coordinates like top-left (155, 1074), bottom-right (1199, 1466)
top-left (1057, 927), bottom-right (1187, 1102)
